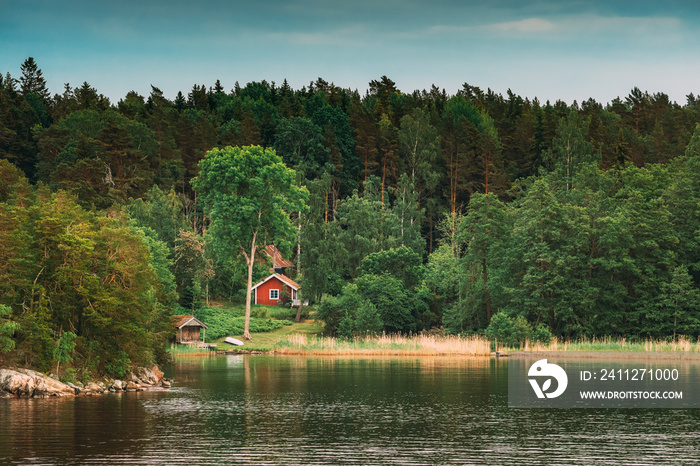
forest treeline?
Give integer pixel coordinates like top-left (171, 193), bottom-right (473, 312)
top-left (2, 57), bottom-right (700, 373)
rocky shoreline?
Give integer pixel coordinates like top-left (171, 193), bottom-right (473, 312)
top-left (0, 365), bottom-right (171, 398)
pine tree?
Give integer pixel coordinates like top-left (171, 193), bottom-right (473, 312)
top-left (20, 57), bottom-right (50, 101)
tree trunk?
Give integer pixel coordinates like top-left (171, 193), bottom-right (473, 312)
top-left (485, 151), bottom-right (490, 195)
top-left (244, 231), bottom-right (258, 340)
top-left (381, 151), bottom-right (387, 203)
top-left (297, 211), bottom-right (302, 276)
top-left (483, 258), bottom-right (491, 323)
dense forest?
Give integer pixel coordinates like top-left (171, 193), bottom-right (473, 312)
top-left (2, 57), bottom-right (700, 373)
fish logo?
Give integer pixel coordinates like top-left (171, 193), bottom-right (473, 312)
top-left (528, 359), bottom-right (568, 399)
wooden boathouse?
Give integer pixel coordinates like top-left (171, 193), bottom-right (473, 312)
top-left (173, 315), bottom-right (209, 345)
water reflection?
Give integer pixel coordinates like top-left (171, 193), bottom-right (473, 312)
top-left (1, 356), bottom-right (699, 464)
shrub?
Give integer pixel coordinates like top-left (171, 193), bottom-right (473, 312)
top-left (338, 300), bottom-right (383, 338)
top-left (0, 305), bottom-right (19, 353)
top-left (485, 312), bottom-right (516, 346)
top-left (61, 368), bottom-right (78, 385)
top-left (485, 312), bottom-right (554, 347)
top-left (196, 306), bottom-right (286, 341)
top-left (532, 323), bottom-right (553, 344)
top-left (106, 351), bottom-right (131, 379)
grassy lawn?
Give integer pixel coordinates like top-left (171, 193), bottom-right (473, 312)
top-left (215, 318), bottom-right (324, 351)
top-left (202, 301), bottom-right (324, 351)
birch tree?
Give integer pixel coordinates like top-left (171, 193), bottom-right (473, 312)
top-left (192, 145), bottom-right (308, 340)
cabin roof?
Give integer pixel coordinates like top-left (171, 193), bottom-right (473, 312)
top-left (251, 273), bottom-right (301, 291)
top-left (255, 245), bottom-right (295, 269)
top-left (172, 315), bottom-right (209, 329)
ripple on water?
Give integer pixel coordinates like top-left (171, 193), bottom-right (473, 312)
top-left (2, 356), bottom-right (700, 465)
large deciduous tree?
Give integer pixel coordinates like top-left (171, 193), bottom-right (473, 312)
top-left (192, 145), bottom-right (308, 339)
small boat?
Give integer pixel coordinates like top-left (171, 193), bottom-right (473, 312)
top-left (225, 337), bottom-right (245, 346)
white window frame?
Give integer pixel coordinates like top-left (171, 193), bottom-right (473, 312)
top-left (269, 289), bottom-right (280, 300)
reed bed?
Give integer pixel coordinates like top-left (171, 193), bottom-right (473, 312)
top-left (527, 336), bottom-right (700, 353)
top-left (274, 334), bottom-right (493, 356)
top-left (167, 343), bottom-right (216, 357)
top-left (273, 334), bottom-right (700, 356)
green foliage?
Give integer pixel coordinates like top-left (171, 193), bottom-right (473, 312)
top-left (456, 192), bottom-right (509, 328)
top-left (174, 229), bottom-right (214, 310)
top-left (4, 59), bottom-right (700, 352)
top-left (338, 300), bottom-right (383, 338)
top-left (126, 185), bottom-right (188, 250)
top-left (355, 273), bottom-right (416, 333)
top-left (484, 312), bottom-right (516, 345)
top-left (0, 305), bottom-right (19, 353)
top-left (390, 173), bottom-right (425, 255)
top-left (105, 351), bottom-right (131, 379)
top-left (399, 108), bottom-right (440, 197)
top-left (358, 246), bottom-right (424, 290)
top-left (319, 248), bottom-right (432, 335)
top-left (54, 331), bottom-right (76, 373)
top-left (274, 117), bottom-right (329, 180)
top-left (335, 176), bottom-right (397, 279)
top-left (532, 323), bottom-right (554, 345)
top-left (251, 305), bottom-right (308, 321)
top-left (137, 227), bottom-right (179, 308)
top-left (34, 109), bottom-right (160, 207)
top-left (317, 284), bottom-right (365, 336)
top-left (0, 167), bottom-right (172, 374)
top-left (192, 145), bottom-right (308, 337)
top-left (424, 244), bottom-right (460, 305)
top-left (60, 368), bottom-right (78, 385)
top-left (319, 285), bottom-right (381, 338)
top-left (485, 312), bottom-right (552, 347)
top-left (196, 306), bottom-right (286, 341)
top-left (298, 173), bottom-right (344, 302)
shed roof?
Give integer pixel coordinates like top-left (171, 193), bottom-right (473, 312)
top-left (172, 315), bottom-right (209, 329)
top-left (251, 273), bottom-right (301, 291)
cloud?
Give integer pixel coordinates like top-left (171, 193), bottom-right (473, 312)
top-left (430, 13), bottom-right (685, 44)
top-left (266, 26), bottom-right (373, 47)
top-left (488, 17), bottom-right (556, 33)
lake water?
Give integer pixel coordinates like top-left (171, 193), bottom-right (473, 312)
top-left (2, 355), bottom-right (700, 464)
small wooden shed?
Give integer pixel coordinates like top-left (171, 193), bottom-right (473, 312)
top-left (173, 315), bottom-right (208, 343)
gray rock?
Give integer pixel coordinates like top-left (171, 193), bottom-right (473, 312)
top-left (111, 379), bottom-right (123, 391)
top-left (0, 369), bottom-right (75, 397)
top-left (65, 382), bottom-right (81, 395)
top-left (86, 382), bottom-right (102, 393)
top-left (133, 365), bottom-right (164, 386)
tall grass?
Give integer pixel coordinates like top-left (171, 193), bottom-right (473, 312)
top-left (517, 336), bottom-right (700, 353)
top-left (273, 334), bottom-right (700, 356)
top-left (274, 334), bottom-right (492, 356)
top-left (167, 343), bottom-right (215, 356)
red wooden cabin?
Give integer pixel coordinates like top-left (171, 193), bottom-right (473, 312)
top-left (252, 273), bottom-right (301, 306)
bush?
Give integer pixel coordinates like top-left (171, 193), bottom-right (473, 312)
top-left (106, 351), bottom-right (131, 379)
top-left (512, 316), bottom-right (533, 347)
top-left (485, 312), bottom-right (516, 346)
top-left (532, 323), bottom-right (553, 345)
top-left (0, 305), bottom-right (19, 353)
top-left (251, 305), bottom-right (308, 321)
top-left (338, 300), bottom-right (383, 338)
top-left (485, 312), bottom-right (552, 347)
top-left (196, 306), bottom-right (287, 341)
top-left (61, 368), bottom-right (78, 385)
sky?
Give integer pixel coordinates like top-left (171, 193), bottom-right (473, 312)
top-left (2, 0), bottom-right (699, 105)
